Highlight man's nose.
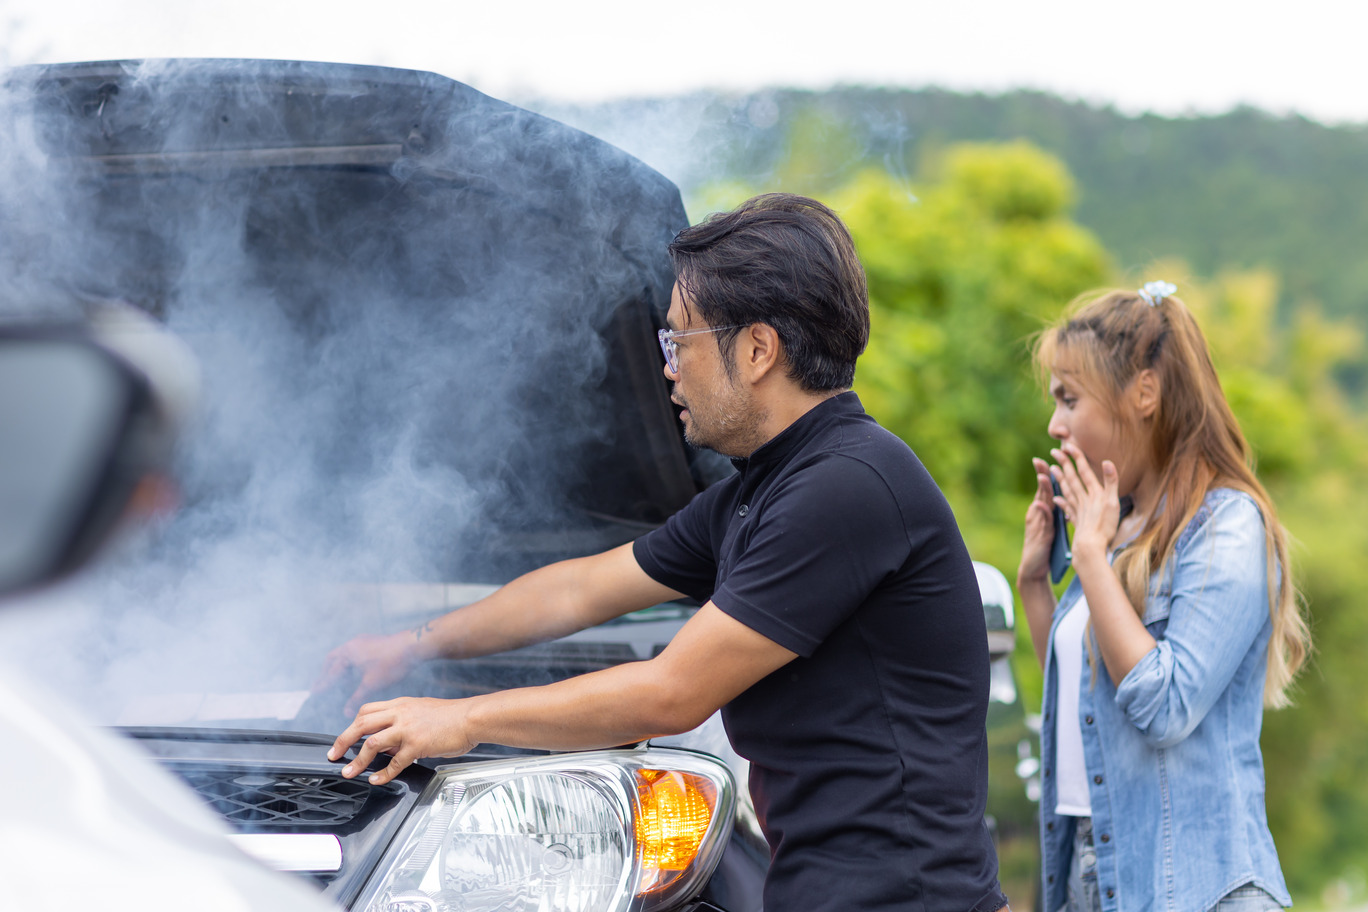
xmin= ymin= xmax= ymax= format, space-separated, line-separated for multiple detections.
xmin=662 ymin=360 xmax=679 ymax=381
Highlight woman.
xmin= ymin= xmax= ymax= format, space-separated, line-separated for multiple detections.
xmin=1018 ymin=282 xmax=1310 ymax=912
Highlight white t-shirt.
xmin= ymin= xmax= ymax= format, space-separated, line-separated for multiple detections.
xmin=1054 ymin=595 xmax=1093 ymax=817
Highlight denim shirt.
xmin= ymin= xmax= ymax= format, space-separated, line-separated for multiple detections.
xmin=1038 ymin=489 xmax=1292 ymax=912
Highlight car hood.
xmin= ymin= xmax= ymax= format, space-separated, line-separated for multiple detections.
xmin=0 ymin=58 xmax=713 ymax=580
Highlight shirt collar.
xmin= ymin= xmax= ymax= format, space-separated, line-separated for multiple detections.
xmin=729 ymin=390 xmax=864 ymax=473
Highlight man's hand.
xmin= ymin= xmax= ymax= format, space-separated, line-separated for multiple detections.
xmin=313 ymin=631 xmax=421 ymax=718
xmin=328 ymin=696 xmax=476 ymax=785
xmin=324 ymin=603 xmax=797 ymax=783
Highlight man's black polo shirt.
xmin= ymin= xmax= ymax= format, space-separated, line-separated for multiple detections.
xmin=634 ymin=392 xmax=1005 ymax=912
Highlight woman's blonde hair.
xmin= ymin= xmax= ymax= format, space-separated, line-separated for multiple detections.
xmin=1034 ymin=288 xmax=1310 ymax=707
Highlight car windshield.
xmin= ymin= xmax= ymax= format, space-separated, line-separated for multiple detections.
xmin=0 ymin=59 xmax=699 ymax=734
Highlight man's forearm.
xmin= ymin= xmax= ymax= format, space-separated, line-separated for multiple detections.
xmin=408 ymin=543 xmax=680 ymax=662
xmin=333 ymin=602 xmax=797 ymax=784
xmin=409 ymin=562 xmax=585 ymax=661
xmin=336 ymin=658 xmax=705 ymax=783
xmin=446 ymin=602 xmax=792 ymax=752
xmin=463 ymin=660 xmax=698 ymax=751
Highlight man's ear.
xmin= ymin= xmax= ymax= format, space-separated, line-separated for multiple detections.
xmin=1133 ymin=369 xmax=1160 ymax=419
xmin=740 ymin=323 xmax=782 ymax=381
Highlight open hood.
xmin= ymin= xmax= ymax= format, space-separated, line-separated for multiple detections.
xmin=0 ymin=59 xmax=712 ymax=582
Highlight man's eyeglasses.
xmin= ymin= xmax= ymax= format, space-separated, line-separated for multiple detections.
xmin=657 ymin=325 xmax=741 ymax=374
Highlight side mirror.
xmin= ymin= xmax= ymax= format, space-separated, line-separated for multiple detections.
xmin=974 ymin=561 xmax=1018 ymax=704
xmin=973 ymin=561 xmax=1015 ymax=662
xmin=0 ymin=325 xmax=170 ymax=596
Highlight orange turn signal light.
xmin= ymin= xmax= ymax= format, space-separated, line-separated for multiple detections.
xmin=633 ymin=768 xmax=718 ymax=894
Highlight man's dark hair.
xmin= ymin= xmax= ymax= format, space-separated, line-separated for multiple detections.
xmin=667 ymin=193 xmax=869 ymax=391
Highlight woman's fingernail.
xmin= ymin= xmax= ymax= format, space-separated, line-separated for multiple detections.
xmin=327 ymin=749 xmax=337 ymax=761
xmin=369 ymin=773 xmax=381 ymax=784
xmin=343 ymin=764 xmax=355 ymax=776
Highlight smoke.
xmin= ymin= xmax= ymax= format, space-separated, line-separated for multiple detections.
xmin=528 ymin=87 xmax=923 ymax=207
xmin=0 ymin=59 xmax=690 ymax=722
xmin=529 ymin=91 xmax=783 ymax=209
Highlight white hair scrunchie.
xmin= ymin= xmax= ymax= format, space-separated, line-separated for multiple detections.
xmin=1138 ymin=280 xmax=1177 ymax=306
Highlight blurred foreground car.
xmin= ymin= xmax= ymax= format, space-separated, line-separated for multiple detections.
xmin=0 ymin=60 xmax=1018 ymax=912
xmin=0 ymin=318 xmax=341 ymax=910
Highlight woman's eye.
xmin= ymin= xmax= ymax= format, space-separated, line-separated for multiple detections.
xmin=1062 ymin=398 xmax=1077 ymax=409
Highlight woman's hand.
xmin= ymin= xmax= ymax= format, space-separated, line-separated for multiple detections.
xmin=1050 ymin=442 xmax=1121 ymax=564
xmin=1050 ymin=441 xmax=1160 ymax=686
xmin=1019 ymin=456 xmax=1064 ymax=669
xmin=1018 ymin=456 xmax=1058 ymax=587
xmin=329 ymin=696 xmax=477 ymax=786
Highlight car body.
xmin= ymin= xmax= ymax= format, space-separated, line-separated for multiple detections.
xmin=0 ymin=59 xmax=1017 ymax=912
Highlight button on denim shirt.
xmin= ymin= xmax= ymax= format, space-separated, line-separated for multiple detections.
xmin=1039 ymin=489 xmax=1291 ymax=912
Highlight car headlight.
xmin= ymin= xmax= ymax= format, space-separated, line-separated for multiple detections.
xmin=353 ymin=748 xmax=736 ymax=912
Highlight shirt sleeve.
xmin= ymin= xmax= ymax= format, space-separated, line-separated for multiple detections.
xmin=709 ymin=455 xmax=911 ymax=657
xmin=633 ymin=478 xmax=730 ymax=603
xmin=1114 ymin=493 xmax=1274 ymax=748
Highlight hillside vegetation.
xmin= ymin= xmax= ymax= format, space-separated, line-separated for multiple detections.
xmin=542 ymin=87 xmax=1368 ymax=398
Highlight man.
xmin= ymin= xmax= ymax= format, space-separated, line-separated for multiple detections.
xmin=322 ymin=193 xmax=1008 ymax=912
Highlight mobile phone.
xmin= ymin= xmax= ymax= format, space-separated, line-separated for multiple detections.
xmin=1049 ymin=476 xmax=1072 ymax=584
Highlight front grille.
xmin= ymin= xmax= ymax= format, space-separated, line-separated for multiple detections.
xmin=175 ymin=769 xmax=372 ymax=827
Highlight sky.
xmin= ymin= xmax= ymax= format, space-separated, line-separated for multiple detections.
xmin=2 ymin=0 xmax=1366 ymax=125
